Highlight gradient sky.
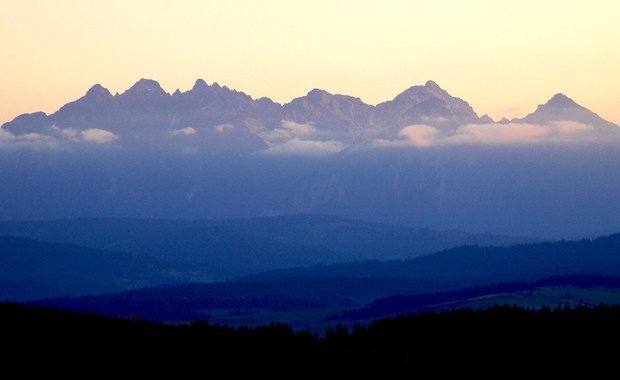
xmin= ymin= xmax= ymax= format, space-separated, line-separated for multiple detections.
xmin=2 ymin=0 xmax=619 ymax=126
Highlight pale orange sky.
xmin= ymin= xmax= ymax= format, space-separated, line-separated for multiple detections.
xmin=1 ymin=0 xmax=619 ymax=125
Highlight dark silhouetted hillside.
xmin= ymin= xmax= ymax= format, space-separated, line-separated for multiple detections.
xmin=3 ymin=302 xmax=619 ymax=376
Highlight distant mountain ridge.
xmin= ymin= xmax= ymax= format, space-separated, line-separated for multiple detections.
xmin=4 ymin=78 xmax=616 ymax=151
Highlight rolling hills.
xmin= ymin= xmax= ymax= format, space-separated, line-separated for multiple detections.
xmin=34 ymin=233 xmax=620 ymax=326
xmin=0 ymin=215 xmax=531 ymax=300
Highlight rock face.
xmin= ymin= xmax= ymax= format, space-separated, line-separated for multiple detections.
xmin=375 ymin=80 xmax=481 ymax=132
xmin=281 ymin=89 xmax=376 ymax=138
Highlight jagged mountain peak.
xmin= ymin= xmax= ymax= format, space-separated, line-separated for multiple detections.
xmin=296 ymin=88 xmax=367 ymax=104
xmin=85 ymin=84 xmax=113 ymax=99
xmin=306 ymin=88 xmax=332 ymax=99
xmin=308 ymin=88 xmax=329 ymax=94
xmin=287 ymin=88 xmax=375 ymax=109
xmin=191 ymin=78 xmax=209 ymax=91
xmin=184 ymin=79 xmax=218 ymax=98
xmin=183 ymin=79 xmax=252 ymax=100
xmin=545 ymin=93 xmax=578 ymax=108
xmin=376 ymin=81 xmax=481 ymax=128
xmin=479 ymin=114 xmax=495 ymax=124
xmin=51 ymin=83 xmax=117 ymax=120
xmin=285 ymin=89 xmax=332 ymax=107
xmin=423 ymin=80 xmax=443 ymax=93
xmin=513 ymin=93 xmax=618 ymax=129
xmin=281 ymin=88 xmax=374 ymax=135
xmin=122 ymin=78 xmax=168 ymax=97
xmin=395 ymin=80 xmax=451 ymax=101
xmin=1 ymin=111 xmax=49 ymax=134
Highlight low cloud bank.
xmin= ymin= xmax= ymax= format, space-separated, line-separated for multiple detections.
xmin=0 ymin=125 xmax=118 ymax=149
xmin=399 ymin=121 xmax=599 ymax=147
xmin=264 ymin=138 xmax=344 ymax=156
xmin=171 ymin=127 xmax=197 ymax=136
xmin=81 ymin=128 xmax=119 ymax=144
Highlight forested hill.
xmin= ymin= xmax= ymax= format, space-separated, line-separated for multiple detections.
xmin=246 ymin=232 xmax=620 ymax=283
xmin=0 ymin=236 xmax=186 ymax=300
xmin=2 ymin=302 xmax=618 ymax=376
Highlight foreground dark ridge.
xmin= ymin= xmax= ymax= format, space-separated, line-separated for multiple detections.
xmin=2 ymin=302 xmax=619 ymax=375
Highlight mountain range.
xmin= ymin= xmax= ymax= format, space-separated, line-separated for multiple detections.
xmin=3 ymin=79 xmax=618 ymax=152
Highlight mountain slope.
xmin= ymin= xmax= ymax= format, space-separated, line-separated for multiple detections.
xmin=0 ymin=145 xmax=618 ymax=237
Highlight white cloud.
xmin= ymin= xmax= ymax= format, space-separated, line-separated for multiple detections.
xmin=0 ymin=128 xmax=15 ymax=142
xmin=81 ymin=128 xmax=118 ymax=144
xmin=367 ymin=138 xmax=412 ymax=149
xmin=171 ymin=127 xmax=197 ymax=136
xmin=22 ymin=132 xmax=52 ymax=141
xmin=0 ymin=128 xmax=60 ymax=149
xmin=280 ymin=120 xmax=317 ymax=136
xmin=547 ymin=120 xmax=593 ymax=134
xmin=447 ymin=123 xmax=549 ymax=145
xmin=51 ymin=124 xmax=80 ymax=141
xmin=420 ymin=116 xmax=449 ymax=123
xmin=2 ymin=125 xmax=118 ymax=148
xmin=398 ymin=125 xmax=441 ymax=147
xmin=264 ymin=138 xmax=344 ymax=155
xmin=266 ymin=128 xmax=292 ymax=141
xmin=60 ymin=128 xmax=80 ymax=140
xmin=264 ymin=121 xmax=319 ymax=143
xmin=397 ymin=120 xmax=602 ymax=147
xmin=213 ymin=124 xmax=234 ymax=133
